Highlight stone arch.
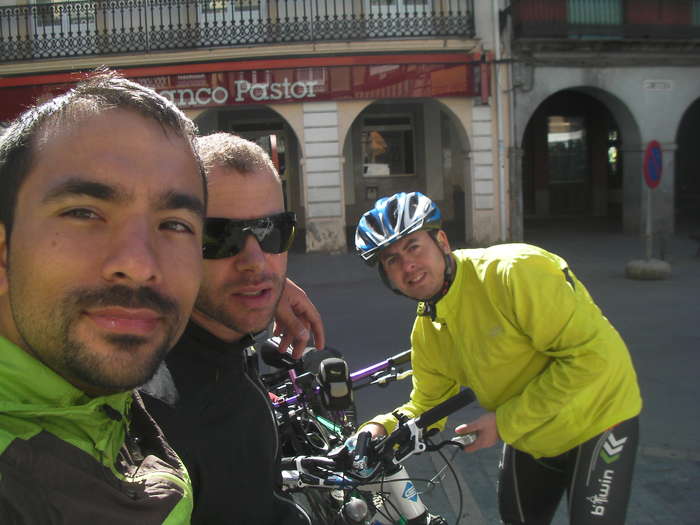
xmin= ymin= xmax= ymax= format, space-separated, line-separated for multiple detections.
xmin=675 ymin=97 xmax=700 ymax=232
xmin=192 ymin=105 xmax=307 ymax=248
xmin=519 ymin=87 xmax=642 ymax=233
xmin=340 ymin=97 xmax=474 ymax=247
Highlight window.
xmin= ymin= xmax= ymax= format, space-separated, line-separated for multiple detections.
xmin=68 ymin=3 xmax=96 ymax=25
xmin=361 ymin=116 xmax=415 ymax=177
xmin=370 ymin=0 xmax=428 ymax=7
xmin=36 ymin=2 xmax=61 ymax=27
xmin=547 ymin=116 xmax=587 ymax=183
xmin=236 ymin=0 xmax=260 ymax=11
xmin=205 ymin=0 xmax=227 ymax=13
xmin=567 ymin=0 xmax=621 ymax=25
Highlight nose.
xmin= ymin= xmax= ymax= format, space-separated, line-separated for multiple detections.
xmin=233 ymin=234 xmax=266 ymax=273
xmin=401 ymin=254 xmax=418 ymax=274
xmin=101 ymin=219 xmax=161 ymax=285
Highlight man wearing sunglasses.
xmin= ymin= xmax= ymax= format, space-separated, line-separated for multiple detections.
xmin=142 ymin=133 xmax=317 ymax=525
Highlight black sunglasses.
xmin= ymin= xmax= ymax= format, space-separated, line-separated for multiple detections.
xmin=202 ymin=212 xmax=296 ymax=260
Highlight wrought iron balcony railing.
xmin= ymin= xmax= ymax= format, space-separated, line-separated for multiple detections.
xmin=0 ymin=0 xmax=475 ymax=62
xmin=512 ymin=0 xmax=700 ymax=41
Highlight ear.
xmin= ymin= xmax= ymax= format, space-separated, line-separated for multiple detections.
xmin=0 ymin=224 xmax=8 ymax=295
xmin=435 ymin=229 xmax=451 ymax=254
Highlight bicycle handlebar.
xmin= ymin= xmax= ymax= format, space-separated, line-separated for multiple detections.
xmin=282 ymin=388 xmax=476 ymax=487
xmin=349 ymin=349 xmax=411 ymax=383
xmin=270 ymin=345 xmax=413 ymax=408
xmin=416 ymin=388 xmax=475 ymax=429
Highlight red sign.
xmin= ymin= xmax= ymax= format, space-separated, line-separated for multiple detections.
xmin=643 ymin=140 xmax=663 ymax=189
xmin=139 ymin=63 xmax=477 ymax=109
xmin=0 ymin=61 xmax=480 ymax=122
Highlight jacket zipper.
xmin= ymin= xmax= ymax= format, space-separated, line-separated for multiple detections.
xmin=242 ymin=345 xmax=312 ymax=525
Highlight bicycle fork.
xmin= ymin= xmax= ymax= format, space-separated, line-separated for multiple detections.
xmin=348 ymin=465 xmax=429 ymax=525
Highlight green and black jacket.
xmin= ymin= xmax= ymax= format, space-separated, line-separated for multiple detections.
xmin=0 ymin=336 xmax=193 ymax=523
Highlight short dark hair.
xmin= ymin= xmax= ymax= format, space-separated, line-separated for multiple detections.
xmin=196 ymin=132 xmax=278 ymax=180
xmin=0 ymin=68 xmax=206 ymax=237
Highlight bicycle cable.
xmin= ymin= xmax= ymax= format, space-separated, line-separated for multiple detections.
xmin=426 ymin=435 xmax=464 ymax=525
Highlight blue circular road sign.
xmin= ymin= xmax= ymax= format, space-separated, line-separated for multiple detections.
xmin=643 ymin=141 xmax=662 ymax=189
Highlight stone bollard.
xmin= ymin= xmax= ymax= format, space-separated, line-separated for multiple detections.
xmin=625 ymin=259 xmax=672 ymax=280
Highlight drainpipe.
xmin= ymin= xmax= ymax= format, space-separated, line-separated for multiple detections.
xmin=493 ymin=0 xmax=507 ymax=241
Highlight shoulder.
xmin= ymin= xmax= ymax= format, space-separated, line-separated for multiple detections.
xmin=455 ymin=244 xmax=567 ymax=282
xmin=139 ymin=363 xmax=179 ymax=406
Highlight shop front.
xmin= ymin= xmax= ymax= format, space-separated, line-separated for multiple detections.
xmin=0 ymin=52 xmax=497 ymax=251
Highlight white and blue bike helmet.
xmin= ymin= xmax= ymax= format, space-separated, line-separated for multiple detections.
xmin=355 ymin=191 xmax=442 ymax=265
xmin=355 ymin=192 xmax=453 ymax=311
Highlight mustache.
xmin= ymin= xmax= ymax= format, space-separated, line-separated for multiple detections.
xmin=227 ymin=273 xmax=279 ymax=288
xmin=70 ymin=285 xmax=178 ymax=316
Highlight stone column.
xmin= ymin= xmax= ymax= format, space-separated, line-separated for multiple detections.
xmin=302 ymin=101 xmax=347 ymax=253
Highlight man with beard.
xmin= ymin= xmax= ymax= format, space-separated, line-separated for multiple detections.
xmin=141 ymin=133 xmax=318 ymax=525
xmin=0 ymin=71 xmax=206 ymax=522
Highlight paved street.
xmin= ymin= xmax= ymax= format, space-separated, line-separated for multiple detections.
xmin=288 ymin=222 xmax=700 ymax=524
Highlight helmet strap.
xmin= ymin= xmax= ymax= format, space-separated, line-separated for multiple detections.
xmin=417 ymin=231 xmax=455 ymax=320
xmin=378 ymin=229 xmax=455 ymax=319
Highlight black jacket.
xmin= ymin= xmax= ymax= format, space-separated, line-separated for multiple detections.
xmin=141 ymin=321 xmax=309 ymax=525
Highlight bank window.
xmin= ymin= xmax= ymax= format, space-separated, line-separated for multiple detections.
xmin=370 ymin=0 xmax=427 ymax=5
xmin=205 ymin=0 xmax=259 ymax=12
xmin=370 ymin=0 xmax=428 ymax=6
xmin=362 ymin=116 xmax=415 ymax=177
xmin=36 ymin=1 xmax=61 ymax=27
xmin=205 ymin=0 xmax=226 ymax=12
xmin=236 ymin=0 xmax=260 ymax=11
xmin=68 ymin=2 xmax=96 ymax=25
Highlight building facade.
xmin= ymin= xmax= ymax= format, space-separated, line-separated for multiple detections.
xmin=507 ymin=0 xmax=700 ymax=240
xmin=1 ymin=0 xmax=514 ymax=252
xmin=6 ymin=1 xmax=694 ymax=251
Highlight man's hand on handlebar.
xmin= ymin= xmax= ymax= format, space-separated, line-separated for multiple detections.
xmin=359 ymin=422 xmax=387 ymax=438
xmin=454 ymin=411 xmax=500 ymax=453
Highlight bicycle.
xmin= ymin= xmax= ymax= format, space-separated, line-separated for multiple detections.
xmin=280 ymin=389 xmax=477 ymax=525
xmin=260 ymin=338 xmax=414 ymax=457
xmin=258 ymin=338 xmax=476 ymax=524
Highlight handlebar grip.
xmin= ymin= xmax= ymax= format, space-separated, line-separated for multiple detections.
xmin=354 ymin=431 xmax=370 ymax=460
xmin=415 ymin=389 xmax=475 ymax=429
xmin=280 ymin=456 xmax=336 ymax=471
xmin=387 ymin=349 xmax=412 ymax=367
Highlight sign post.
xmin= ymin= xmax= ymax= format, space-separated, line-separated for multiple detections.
xmin=643 ymin=140 xmax=662 ymax=260
xmin=625 ymin=140 xmax=671 ymax=280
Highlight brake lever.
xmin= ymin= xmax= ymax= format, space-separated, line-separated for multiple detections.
xmin=369 ymin=368 xmax=413 ymax=387
xmin=425 ymin=432 xmax=478 ymax=452
xmin=381 ymin=418 xmax=426 ymax=466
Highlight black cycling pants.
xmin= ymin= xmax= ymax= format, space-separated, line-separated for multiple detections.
xmin=498 ymin=416 xmax=639 ymax=525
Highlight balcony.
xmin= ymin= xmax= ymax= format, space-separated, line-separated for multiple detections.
xmin=512 ymin=0 xmax=700 ymax=41
xmin=0 ymin=0 xmax=475 ymax=62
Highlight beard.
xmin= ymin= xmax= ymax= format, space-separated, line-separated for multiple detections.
xmin=194 ymin=272 xmax=285 ymax=336
xmin=10 ymin=284 xmax=182 ymax=394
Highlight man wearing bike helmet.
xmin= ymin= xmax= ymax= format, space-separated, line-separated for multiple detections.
xmin=356 ymin=191 xmax=642 ymax=525
xmin=141 ymin=133 xmax=320 ymax=525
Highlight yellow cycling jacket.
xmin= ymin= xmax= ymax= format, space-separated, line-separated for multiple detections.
xmin=369 ymin=244 xmax=642 ymax=458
